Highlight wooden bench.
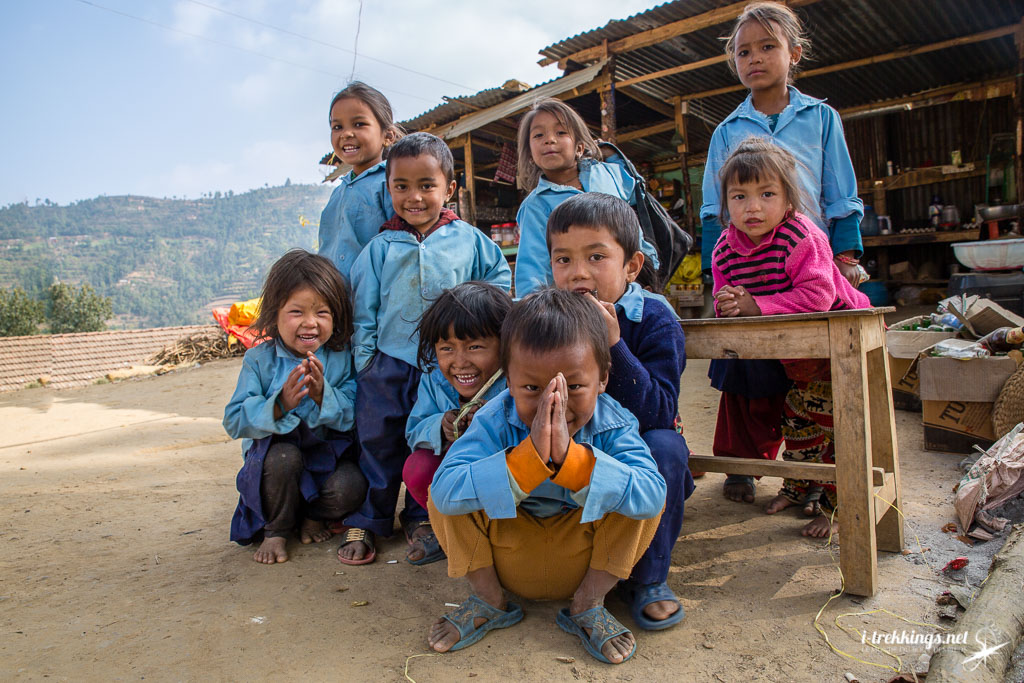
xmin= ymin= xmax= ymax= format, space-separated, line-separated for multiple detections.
xmin=681 ymin=308 xmax=903 ymax=597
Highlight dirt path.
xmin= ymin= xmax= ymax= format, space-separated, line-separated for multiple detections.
xmin=0 ymin=358 xmax=1013 ymax=681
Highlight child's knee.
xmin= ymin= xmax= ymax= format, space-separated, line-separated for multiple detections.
xmin=262 ymin=443 xmax=303 ymax=479
xmin=320 ymin=461 xmax=368 ymax=513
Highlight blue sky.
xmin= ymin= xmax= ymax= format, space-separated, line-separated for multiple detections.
xmin=0 ymin=0 xmax=660 ymax=207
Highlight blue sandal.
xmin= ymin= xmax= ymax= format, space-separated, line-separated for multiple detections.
xmin=556 ymin=606 xmax=636 ymax=664
xmin=403 ymin=520 xmax=446 ymax=566
xmin=619 ymin=580 xmax=685 ymax=631
xmin=442 ymin=596 xmax=523 ymax=651
xmin=724 ymin=474 xmax=756 ymax=502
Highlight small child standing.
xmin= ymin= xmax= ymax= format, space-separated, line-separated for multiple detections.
xmin=427 ymin=289 xmax=666 ymax=664
xmin=699 ymin=1 xmax=865 ymax=505
xmin=401 ymin=281 xmax=512 ymax=565
xmin=319 ymin=82 xmax=404 ymax=283
xmin=548 ymin=192 xmax=693 ymax=631
xmin=340 ymin=133 xmax=512 ymax=565
xmin=224 ymin=249 xmax=367 ymax=564
xmin=514 ymin=98 xmax=660 ymax=296
xmin=711 ymin=138 xmax=869 ymax=537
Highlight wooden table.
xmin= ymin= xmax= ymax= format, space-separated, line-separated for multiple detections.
xmin=681 ymin=308 xmax=903 ymax=597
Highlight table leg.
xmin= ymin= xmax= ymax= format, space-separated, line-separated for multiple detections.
xmin=829 ymin=317 xmax=878 ymax=597
xmin=867 ymin=340 xmax=905 ymax=552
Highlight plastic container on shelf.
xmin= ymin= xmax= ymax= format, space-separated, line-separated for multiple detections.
xmin=860 ymin=205 xmax=879 ymax=236
xmin=951 ymin=238 xmax=1024 ymax=270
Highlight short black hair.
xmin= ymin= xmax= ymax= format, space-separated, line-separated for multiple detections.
xmin=386 ymin=132 xmax=455 ymax=184
xmin=416 ymin=282 xmax=513 ymax=371
xmin=252 ymin=249 xmax=353 ymax=351
xmin=545 ymin=192 xmax=641 ymax=259
xmin=500 ymin=287 xmax=610 ymax=378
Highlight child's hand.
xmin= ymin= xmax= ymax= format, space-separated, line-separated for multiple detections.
xmin=716 ymin=285 xmax=761 ymax=317
xmin=548 ymin=373 xmax=571 ymax=468
xmin=587 ymin=293 xmax=620 ymax=347
xmin=278 ymin=364 xmax=309 ymax=415
xmin=528 ymin=377 xmax=557 ymax=465
xmin=305 ymin=353 xmax=325 ymax=406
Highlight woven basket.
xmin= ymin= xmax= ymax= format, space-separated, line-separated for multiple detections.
xmin=993 ymin=361 xmax=1024 ymax=438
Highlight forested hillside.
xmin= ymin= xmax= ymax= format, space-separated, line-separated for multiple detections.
xmin=0 ymin=184 xmax=334 ymax=328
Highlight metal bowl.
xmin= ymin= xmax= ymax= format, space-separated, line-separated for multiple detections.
xmin=952 ymin=238 xmax=1024 ymax=270
xmin=975 ymin=204 xmax=1020 ymax=221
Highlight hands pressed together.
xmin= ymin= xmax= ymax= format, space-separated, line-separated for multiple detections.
xmin=275 ymin=353 xmax=325 ymax=418
xmin=529 ymin=372 xmax=572 ymax=469
xmin=714 ymin=285 xmax=762 ymax=317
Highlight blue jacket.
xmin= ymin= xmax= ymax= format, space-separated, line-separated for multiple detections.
xmin=515 ymin=156 xmax=661 ymax=296
xmin=318 ymin=161 xmax=394 ymax=283
xmin=350 ymin=220 xmax=512 ymax=371
xmin=222 ymin=340 xmax=357 ymax=455
xmin=405 ymin=367 xmax=508 ymax=454
xmin=606 ymin=283 xmax=685 ymax=434
xmin=700 ymin=86 xmax=864 ymax=270
xmin=431 ymin=390 xmax=666 ymax=523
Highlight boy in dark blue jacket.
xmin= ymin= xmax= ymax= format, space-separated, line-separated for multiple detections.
xmin=549 ymin=192 xmax=694 ymax=631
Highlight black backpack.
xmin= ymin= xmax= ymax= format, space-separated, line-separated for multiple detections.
xmin=598 ymin=141 xmax=693 ymax=290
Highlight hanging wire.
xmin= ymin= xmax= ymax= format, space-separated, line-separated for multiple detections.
xmin=349 ymin=0 xmax=362 ymax=82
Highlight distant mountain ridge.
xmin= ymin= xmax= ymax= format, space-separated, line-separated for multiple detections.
xmin=0 ymin=184 xmax=334 ymax=329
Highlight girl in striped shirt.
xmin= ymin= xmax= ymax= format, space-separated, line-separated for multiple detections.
xmin=711 ymin=137 xmax=869 ymax=538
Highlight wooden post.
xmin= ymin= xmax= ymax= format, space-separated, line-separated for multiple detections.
xmin=1013 ymin=21 xmax=1023 ymax=208
xmin=599 ymin=53 xmax=617 ymax=143
xmin=463 ymin=137 xmax=476 ymax=225
xmin=674 ymin=97 xmax=696 ymax=233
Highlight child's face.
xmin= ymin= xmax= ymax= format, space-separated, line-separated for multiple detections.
xmin=726 ymin=173 xmax=792 ymax=245
xmin=528 ymin=111 xmax=584 ymax=179
xmin=733 ymin=20 xmax=802 ymax=94
xmin=276 ymin=286 xmax=333 ymax=356
xmin=331 ymin=97 xmax=390 ymax=176
xmin=435 ymin=327 xmax=501 ymax=400
xmin=387 ymin=154 xmax=457 ymax=234
xmin=506 ymin=340 xmax=607 ymax=438
xmin=550 ymin=225 xmax=643 ymax=304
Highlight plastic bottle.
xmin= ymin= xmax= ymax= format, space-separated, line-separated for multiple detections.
xmin=928 ymin=195 xmax=942 ymax=229
xmin=978 ymin=326 xmax=1024 ymax=353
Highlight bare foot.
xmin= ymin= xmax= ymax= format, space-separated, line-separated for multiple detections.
xmin=428 ymin=598 xmax=505 ymax=653
xmin=723 ymin=477 xmax=755 ymax=503
xmin=764 ymin=494 xmax=795 ymax=515
xmin=253 ymin=536 xmax=288 ymax=564
xmin=568 ymin=602 xmax=635 ymax=664
xmin=802 ymin=515 xmax=838 ymax=538
xmin=643 ymin=599 xmax=679 ymax=622
xmin=338 ymin=540 xmax=371 ymax=563
xmin=406 ymin=523 xmax=432 ymax=563
xmin=300 ymin=518 xmax=332 ymax=544
xmin=429 ymin=566 xmax=506 ymax=653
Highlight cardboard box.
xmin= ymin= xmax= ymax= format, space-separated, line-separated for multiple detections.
xmin=918 ymin=355 xmax=1018 ymax=452
xmin=885 ymin=317 xmax=957 ymax=411
xmin=938 ymin=295 xmax=1024 ymax=337
xmin=668 ymin=283 xmax=704 ymax=311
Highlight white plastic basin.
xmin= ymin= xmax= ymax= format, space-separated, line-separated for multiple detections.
xmin=952 ymin=238 xmax=1024 ymax=270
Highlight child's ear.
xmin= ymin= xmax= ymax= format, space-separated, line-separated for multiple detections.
xmin=598 ymin=370 xmax=608 ymax=394
xmin=790 ymin=43 xmax=803 ymax=66
xmin=575 ymin=142 xmax=585 ymax=160
xmin=445 ymin=180 xmax=457 ymax=202
xmin=624 ymin=251 xmax=644 ymax=283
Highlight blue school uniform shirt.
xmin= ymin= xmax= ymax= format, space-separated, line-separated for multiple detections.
xmin=431 ymin=390 xmax=666 ymax=523
xmin=318 ymin=161 xmax=393 ymax=283
xmin=222 ymin=340 xmax=357 ymax=455
xmin=405 ymin=367 xmax=508 ymax=454
xmin=699 ymin=86 xmax=864 ymax=271
xmin=350 ymin=220 xmax=512 ymax=372
xmin=515 ymin=156 xmax=661 ymax=296
xmin=605 ymin=283 xmax=685 ymax=434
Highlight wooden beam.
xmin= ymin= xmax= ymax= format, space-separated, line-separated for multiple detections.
xmin=675 ymin=98 xmax=696 ymax=232
xmin=539 ymin=0 xmax=820 ymax=67
xmin=616 ymin=120 xmax=675 ymax=143
xmin=618 ymin=85 xmax=674 ymax=118
xmin=682 ymin=24 xmax=1018 ymax=102
xmin=463 ymin=138 xmax=476 ymax=225
xmin=599 ymin=57 xmax=617 ymax=142
xmin=838 ymin=77 xmax=1015 ymax=119
xmin=617 ymin=54 xmax=729 ymax=88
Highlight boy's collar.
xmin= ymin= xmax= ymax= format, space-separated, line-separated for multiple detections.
xmin=380 ymin=207 xmax=459 ymax=241
xmin=614 ymin=282 xmax=646 ymax=323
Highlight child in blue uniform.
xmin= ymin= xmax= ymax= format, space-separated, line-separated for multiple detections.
xmin=699 ymin=1 xmax=864 ymax=504
xmin=401 ymin=282 xmax=512 ymax=565
xmin=548 ymin=192 xmax=693 ymax=631
xmin=427 ymin=289 xmax=666 ymax=664
xmin=340 ymin=133 xmax=512 ymax=565
xmin=514 ymin=97 xmax=659 ymax=296
xmin=224 ymin=249 xmax=366 ymax=565
xmin=319 ymin=82 xmax=404 ymax=283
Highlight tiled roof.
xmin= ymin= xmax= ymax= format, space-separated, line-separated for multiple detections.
xmin=0 ymin=325 xmax=219 ymax=392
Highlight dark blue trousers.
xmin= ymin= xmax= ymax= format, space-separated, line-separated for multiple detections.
xmin=345 ymin=352 xmax=423 ymax=537
xmin=630 ymin=429 xmax=695 ymax=585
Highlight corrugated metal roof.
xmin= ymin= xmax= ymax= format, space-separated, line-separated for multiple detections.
xmin=401 ymin=83 xmax=528 ymax=132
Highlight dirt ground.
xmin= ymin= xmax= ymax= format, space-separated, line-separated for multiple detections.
xmin=1 ymin=355 xmax=1020 ymax=682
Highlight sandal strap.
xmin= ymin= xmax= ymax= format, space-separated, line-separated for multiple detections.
xmin=444 ymin=596 xmax=508 ymax=634
xmin=341 ymin=527 xmax=374 ymax=549
xmin=630 ymin=581 xmax=678 ymax=608
xmin=570 ymin=606 xmax=630 ymax=650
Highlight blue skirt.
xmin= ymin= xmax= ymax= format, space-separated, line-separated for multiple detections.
xmin=708 ymin=359 xmax=792 ymax=398
xmin=230 ymin=424 xmax=356 ymax=545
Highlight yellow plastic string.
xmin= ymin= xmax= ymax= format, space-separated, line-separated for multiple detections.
xmin=403 ymin=653 xmax=440 ymax=682
xmin=811 ymin=494 xmax=952 ymax=680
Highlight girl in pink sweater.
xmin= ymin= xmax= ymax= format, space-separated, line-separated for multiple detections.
xmin=711 ymin=137 xmax=869 ymax=538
